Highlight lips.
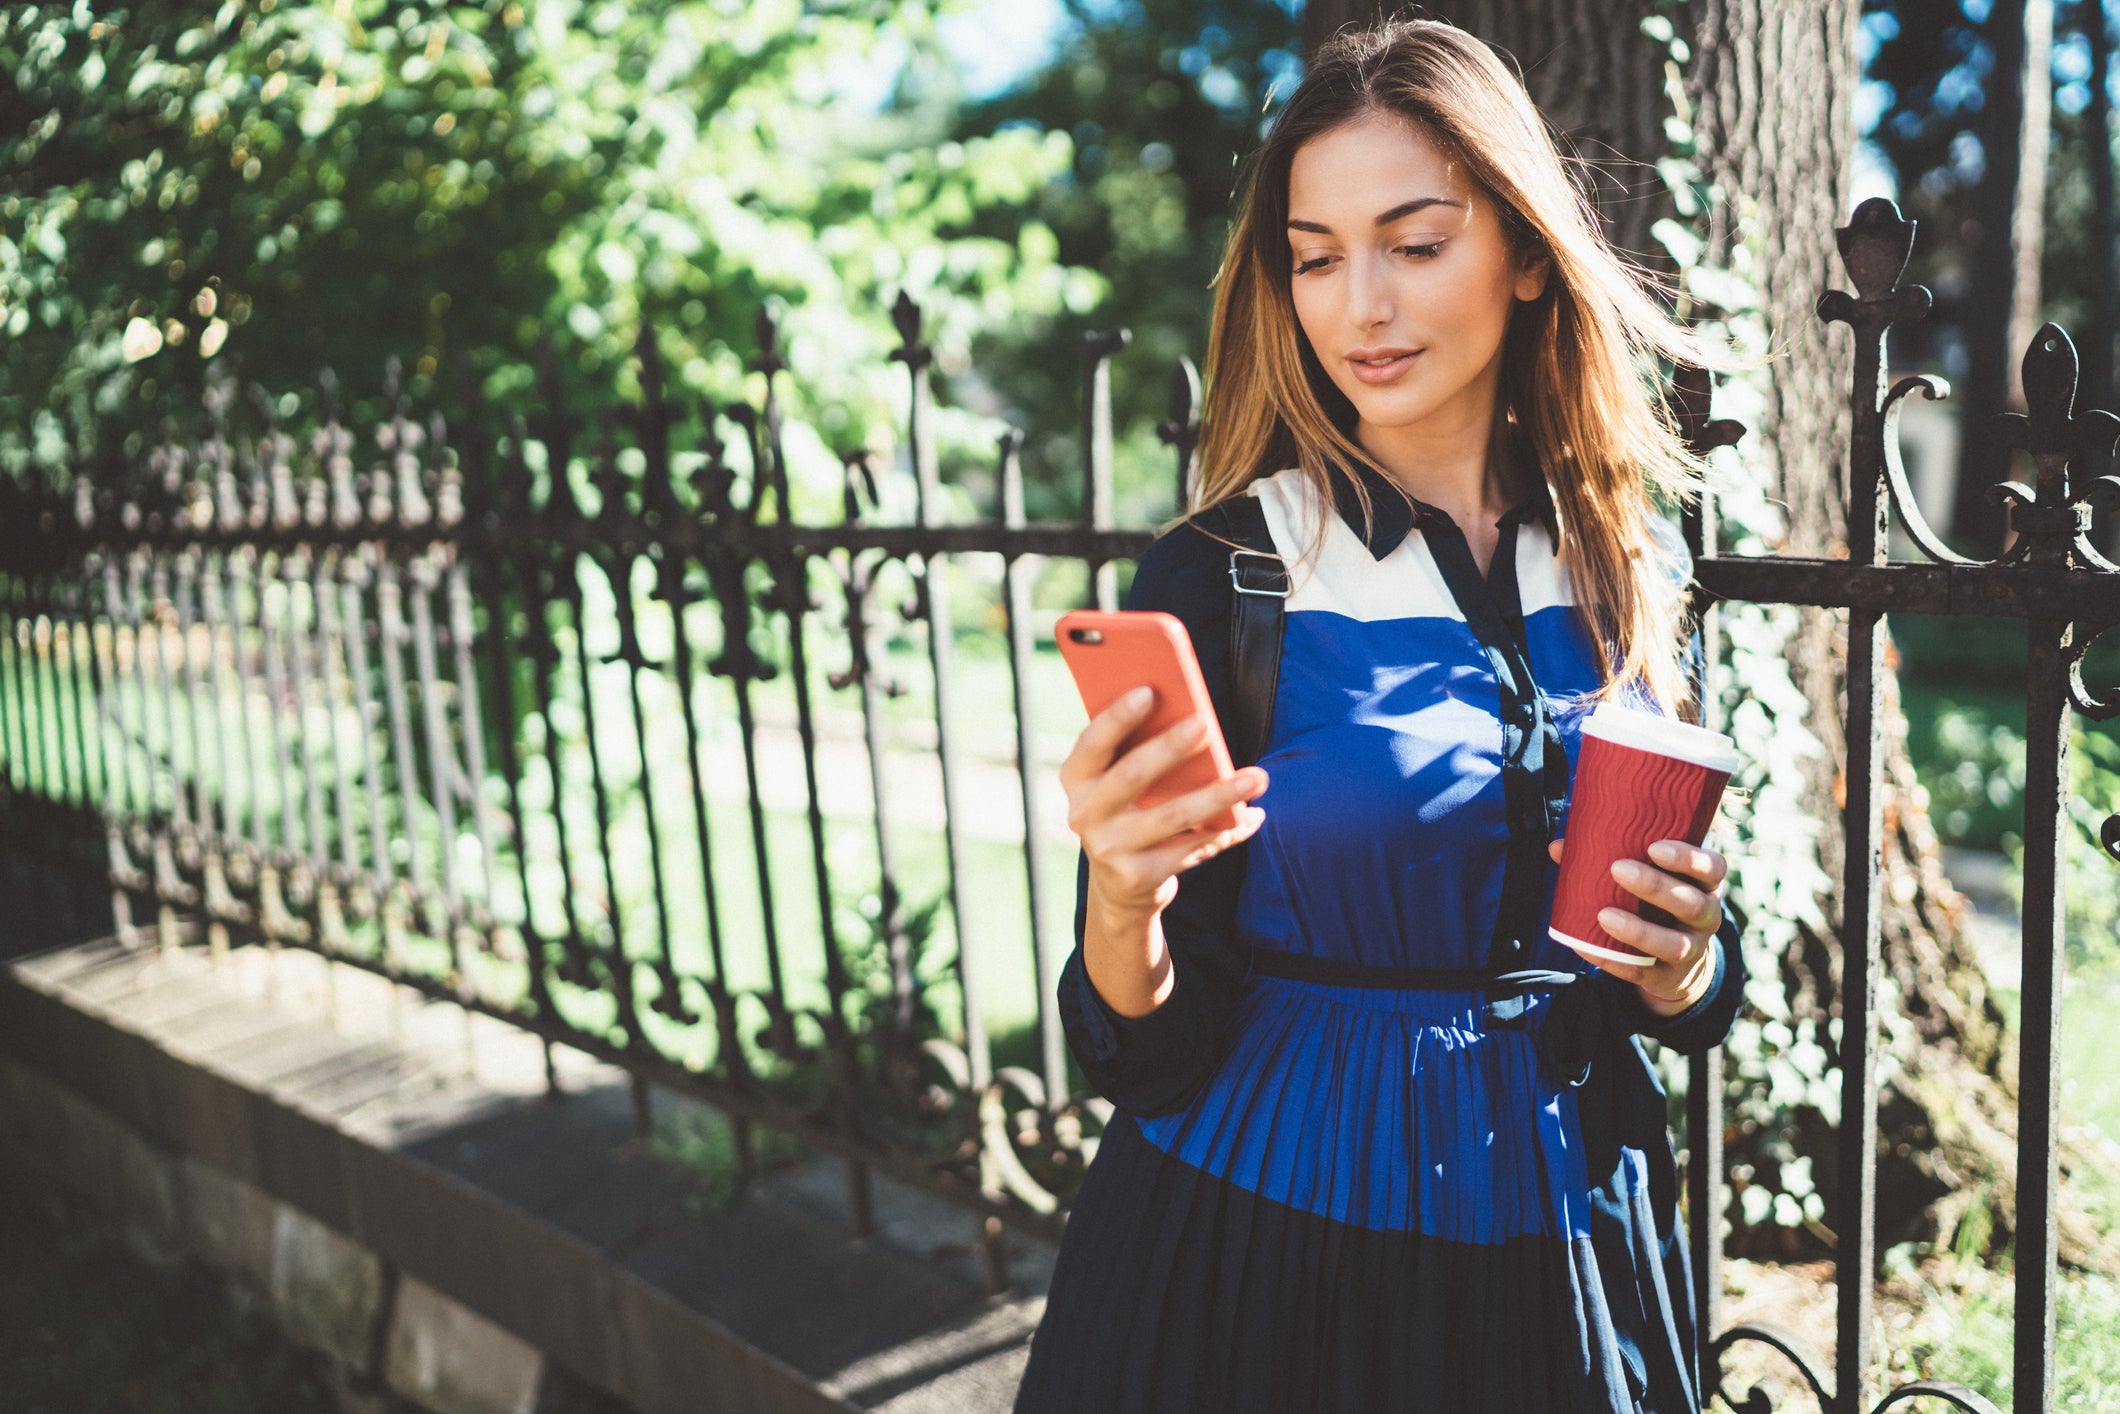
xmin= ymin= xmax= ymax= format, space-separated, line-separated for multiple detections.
xmin=1345 ymin=347 xmax=1421 ymax=384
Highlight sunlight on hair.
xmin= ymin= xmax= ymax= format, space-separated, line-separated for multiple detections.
xmin=1194 ymin=17 xmax=1728 ymax=716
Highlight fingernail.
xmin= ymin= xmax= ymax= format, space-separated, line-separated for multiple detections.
xmin=1178 ymin=716 xmax=1206 ymax=741
xmin=1123 ymin=685 xmax=1151 ymax=707
xmin=1598 ymin=907 xmax=1625 ymax=930
xmin=1610 ymin=859 xmax=1640 ymax=884
xmin=1648 ymin=840 xmax=1677 ymax=864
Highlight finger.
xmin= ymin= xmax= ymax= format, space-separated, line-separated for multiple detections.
xmin=1594 ymin=907 xmax=1694 ymax=966
xmin=1105 ymin=768 xmax=1267 ymax=854
xmin=1059 ymin=685 xmax=1156 ymax=787
xmin=1610 ymin=858 xmax=1721 ymax=932
xmin=1591 ymin=949 xmax=1709 ymax=1000
xmin=1579 ymin=950 xmax=1655 ymax=987
xmin=1645 ymin=839 xmax=1728 ymax=891
xmin=1082 ymin=714 xmax=1213 ymax=818
xmin=1164 ymin=804 xmax=1267 ymax=875
xmin=1118 ymin=812 xmax=1249 ymax=887
xmin=1547 ymin=837 xmax=1565 ymax=865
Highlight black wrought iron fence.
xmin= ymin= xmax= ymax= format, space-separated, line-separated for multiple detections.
xmin=0 ymin=293 xmax=1187 ymax=1288
xmin=2 ymin=197 xmax=2117 ymax=1413
xmin=1679 ymin=199 xmax=2120 ymax=1414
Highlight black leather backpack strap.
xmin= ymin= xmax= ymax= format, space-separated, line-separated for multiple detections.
xmin=1219 ymin=494 xmax=1289 ymax=768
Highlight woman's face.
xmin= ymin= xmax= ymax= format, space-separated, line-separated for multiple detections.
xmin=1285 ymin=109 xmax=1547 ymax=449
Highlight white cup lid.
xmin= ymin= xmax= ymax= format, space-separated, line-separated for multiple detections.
xmin=1581 ymin=702 xmax=1740 ymax=773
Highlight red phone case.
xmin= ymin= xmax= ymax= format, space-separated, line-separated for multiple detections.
xmin=1055 ymin=609 xmax=1240 ymax=833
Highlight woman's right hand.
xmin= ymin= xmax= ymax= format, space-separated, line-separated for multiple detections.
xmin=1060 ymin=685 xmax=1269 ymax=922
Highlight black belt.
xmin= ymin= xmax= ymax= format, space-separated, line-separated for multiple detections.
xmin=1248 ymin=947 xmax=1580 ymax=996
xmin=1246 ymin=947 xmax=1614 ymax=1088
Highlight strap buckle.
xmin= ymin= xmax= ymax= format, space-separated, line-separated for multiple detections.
xmin=1229 ymin=549 xmax=1290 ymax=598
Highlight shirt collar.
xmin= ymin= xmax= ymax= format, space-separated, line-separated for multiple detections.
xmin=1328 ymin=459 xmax=1559 ymax=560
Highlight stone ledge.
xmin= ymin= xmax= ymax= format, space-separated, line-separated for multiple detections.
xmin=0 ymin=938 xmax=1046 ymax=1414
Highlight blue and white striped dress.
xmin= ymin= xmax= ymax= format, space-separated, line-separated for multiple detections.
xmin=1016 ymin=463 xmax=1744 ymax=1414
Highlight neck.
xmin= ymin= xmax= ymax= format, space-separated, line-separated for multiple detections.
xmin=1354 ymin=370 xmax=1516 ymax=528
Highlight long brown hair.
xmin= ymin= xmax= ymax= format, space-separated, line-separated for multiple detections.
xmin=1194 ymin=17 xmax=1711 ymax=712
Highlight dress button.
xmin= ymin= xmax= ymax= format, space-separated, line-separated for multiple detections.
xmin=1505 ymin=937 xmax=1524 ymax=955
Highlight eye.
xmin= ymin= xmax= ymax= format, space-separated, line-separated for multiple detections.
xmin=1397 ymin=241 xmax=1444 ymax=260
xmin=1292 ymin=255 xmax=1333 ymax=277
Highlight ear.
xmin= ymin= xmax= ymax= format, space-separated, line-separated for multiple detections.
xmin=1514 ymin=249 xmax=1552 ymax=302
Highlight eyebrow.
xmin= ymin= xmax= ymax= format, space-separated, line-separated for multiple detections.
xmin=1286 ymin=196 xmax=1462 ymax=234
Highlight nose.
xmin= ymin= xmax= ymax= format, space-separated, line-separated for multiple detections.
xmin=1344 ymin=251 xmax=1394 ymax=331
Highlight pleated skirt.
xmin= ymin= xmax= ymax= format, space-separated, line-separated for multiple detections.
xmin=1015 ymin=977 xmax=1688 ymax=1414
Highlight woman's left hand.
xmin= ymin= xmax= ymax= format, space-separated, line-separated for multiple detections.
xmin=1545 ymin=837 xmax=1727 ymax=1018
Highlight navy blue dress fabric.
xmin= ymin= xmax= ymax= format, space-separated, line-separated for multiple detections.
xmin=1014 ymin=465 xmax=1746 ymax=1414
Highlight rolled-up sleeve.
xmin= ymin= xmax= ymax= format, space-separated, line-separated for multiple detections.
xmin=1055 ymin=510 xmax=1253 ymax=1117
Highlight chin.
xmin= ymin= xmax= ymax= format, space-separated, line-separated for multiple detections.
xmin=1341 ymin=389 xmax=1442 ymax=430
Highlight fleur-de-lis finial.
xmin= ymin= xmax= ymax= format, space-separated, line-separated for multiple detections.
xmin=890 ymin=291 xmax=931 ymax=370
xmin=635 ymin=323 xmax=665 ymax=409
xmin=1835 ymin=197 xmax=1918 ymax=300
xmin=1987 ymin=324 xmax=2120 ymax=568
xmin=1818 ymin=197 xmax=1943 ymax=568
xmin=590 ymin=418 xmax=631 ymax=520
xmin=690 ymin=400 xmax=733 ymax=516
xmin=753 ymin=306 xmax=784 ymax=376
xmin=1816 ymin=198 xmax=1932 ymax=334
xmin=630 ymin=325 xmax=680 ymax=517
xmin=842 ymin=449 xmax=878 ymax=524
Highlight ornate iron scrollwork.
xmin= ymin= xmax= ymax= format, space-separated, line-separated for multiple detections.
xmin=2067 ymin=619 xmax=2120 ymax=721
xmin=1870 ymin=1381 xmax=2005 ymax=1414
xmin=1879 ymin=374 xmax=1959 ymax=564
xmin=1706 ymin=1328 xmax=1998 ymax=1414
xmin=1710 ymin=1322 xmax=1834 ymax=1413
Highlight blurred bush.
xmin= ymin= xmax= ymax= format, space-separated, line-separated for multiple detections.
xmin=949 ymin=0 xmax=1301 ymax=523
xmin=0 ymin=0 xmax=1090 ymax=500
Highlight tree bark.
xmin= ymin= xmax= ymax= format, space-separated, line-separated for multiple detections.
xmin=2087 ymin=0 xmax=2117 ymax=552
xmin=1300 ymin=0 xmax=2063 ymax=1263
xmin=1303 ymin=0 xmax=1674 ymax=260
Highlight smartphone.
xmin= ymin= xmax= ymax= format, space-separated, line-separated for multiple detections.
xmin=1056 ymin=609 xmax=1240 ymax=833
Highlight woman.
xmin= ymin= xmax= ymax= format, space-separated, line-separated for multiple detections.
xmin=1015 ymin=18 xmax=1745 ymax=1414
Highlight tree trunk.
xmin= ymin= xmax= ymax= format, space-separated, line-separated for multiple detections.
xmin=2087 ymin=0 xmax=2118 ymax=552
xmin=1952 ymin=0 xmax=2055 ymax=555
xmin=1303 ymin=0 xmax=1673 ymax=260
xmin=2012 ymin=0 xmax=2054 ymax=375
xmin=1299 ymin=0 xmax=2067 ymax=1263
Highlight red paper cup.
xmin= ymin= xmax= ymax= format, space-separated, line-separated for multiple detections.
xmin=1549 ymin=704 xmax=1739 ymax=966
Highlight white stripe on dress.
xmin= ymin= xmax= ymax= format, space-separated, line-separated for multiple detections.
xmin=1248 ymin=467 xmax=1577 ymax=623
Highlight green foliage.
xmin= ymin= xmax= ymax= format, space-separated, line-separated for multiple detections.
xmin=1644 ymin=3 xmax=1851 ymax=1253
xmin=0 ymin=0 xmax=1081 ymax=497
xmin=2010 ymin=726 xmax=2120 ymax=968
xmin=839 ymin=888 xmax=950 ymax=1040
xmin=1882 ymin=1262 xmax=2120 ymax=1409
xmin=1887 ymin=614 xmax=2120 ymax=968
xmin=1919 ymin=699 xmax=2032 ymax=849
xmin=1660 ymin=0 xmax=2120 ymax=1255
xmin=652 ymin=1096 xmax=809 ymax=1214
xmin=950 ymin=0 xmax=1301 ymax=523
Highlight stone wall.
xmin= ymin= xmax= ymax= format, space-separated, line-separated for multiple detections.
xmin=0 ymin=938 xmax=1044 ymax=1414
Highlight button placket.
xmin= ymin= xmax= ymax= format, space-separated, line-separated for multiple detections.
xmin=1410 ymin=506 xmax=1568 ymax=977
